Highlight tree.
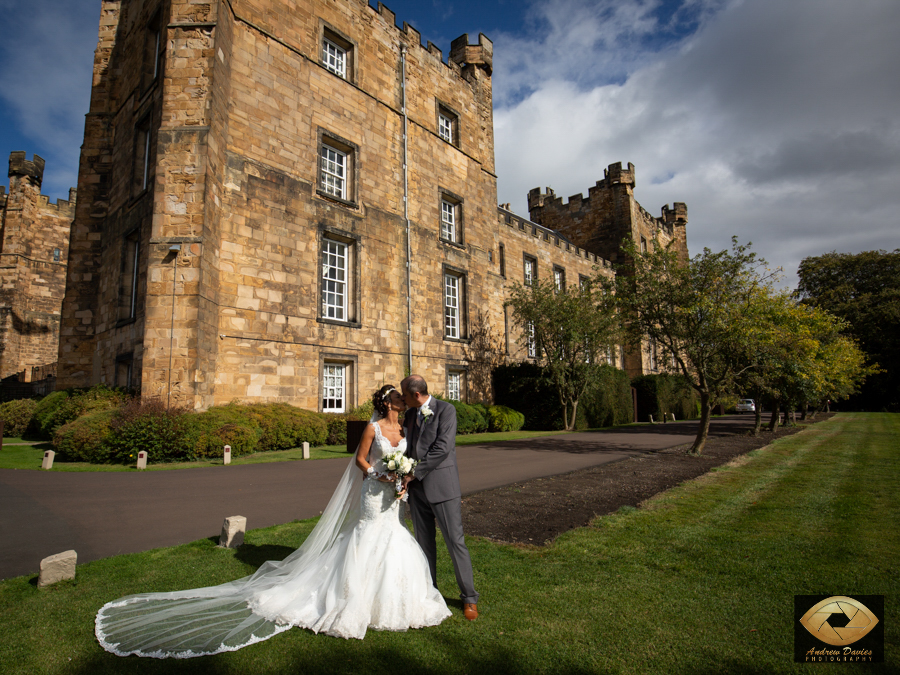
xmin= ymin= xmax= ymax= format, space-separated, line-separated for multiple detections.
xmin=609 ymin=237 xmax=776 ymax=454
xmin=797 ymin=249 xmax=900 ymax=411
xmin=505 ymin=278 xmax=620 ymax=430
xmin=463 ymin=309 xmax=506 ymax=403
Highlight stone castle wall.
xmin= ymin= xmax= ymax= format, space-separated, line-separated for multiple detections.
xmin=0 ymin=152 xmax=74 ymax=381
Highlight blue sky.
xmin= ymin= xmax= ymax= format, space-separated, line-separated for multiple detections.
xmin=2 ymin=0 xmax=899 ymax=286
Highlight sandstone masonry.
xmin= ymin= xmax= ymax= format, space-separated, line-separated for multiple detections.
xmin=0 ymin=152 xmax=75 ymax=387
xmin=56 ymin=0 xmax=686 ymax=408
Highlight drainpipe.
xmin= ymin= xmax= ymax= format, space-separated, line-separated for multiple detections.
xmin=167 ymin=244 xmax=181 ymax=408
xmin=401 ymin=46 xmax=412 ymax=375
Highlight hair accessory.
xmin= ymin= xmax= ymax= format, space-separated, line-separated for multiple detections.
xmin=381 ymin=387 xmax=396 ymax=400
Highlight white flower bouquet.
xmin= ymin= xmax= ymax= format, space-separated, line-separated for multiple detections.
xmin=379 ymin=449 xmax=417 ymax=500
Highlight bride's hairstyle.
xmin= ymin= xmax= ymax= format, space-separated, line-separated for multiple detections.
xmin=371 ymin=384 xmax=397 ymax=418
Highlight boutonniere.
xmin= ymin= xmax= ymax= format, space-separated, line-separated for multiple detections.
xmin=420 ymin=402 xmax=434 ymax=424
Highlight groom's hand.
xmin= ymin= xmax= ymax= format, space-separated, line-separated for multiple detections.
xmin=401 ymin=474 xmax=415 ymax=488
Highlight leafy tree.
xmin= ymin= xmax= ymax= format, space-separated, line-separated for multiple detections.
xmin=505 ymin=278 xmax=620 ymax=430
xmin=797 ymin=249 xmax=900 ymax=411
xmin=609 ymin=237 xmax=775 ymax=454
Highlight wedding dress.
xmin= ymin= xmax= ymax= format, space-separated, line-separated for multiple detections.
xmin=95 ymin=422 xmax=450 ymax=657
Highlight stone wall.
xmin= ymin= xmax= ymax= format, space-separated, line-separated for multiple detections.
xmin=0 ymin=152 xmax=74 ymax=382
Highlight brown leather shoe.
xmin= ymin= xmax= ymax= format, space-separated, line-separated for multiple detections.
xmin=463 ymin=603 xmax=478 ymax=621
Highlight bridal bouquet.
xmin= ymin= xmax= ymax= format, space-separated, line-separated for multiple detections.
xmin=380 ymin=450 xmax=417 ymax=500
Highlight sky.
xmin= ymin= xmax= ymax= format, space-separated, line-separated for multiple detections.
xmin=1 ymin=0 xmax=898 ymax=288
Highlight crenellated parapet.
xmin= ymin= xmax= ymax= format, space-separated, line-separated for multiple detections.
xmin=8 ymin=151 xmax=46 ymax=185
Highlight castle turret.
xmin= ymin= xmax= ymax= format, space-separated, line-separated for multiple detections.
xmin=450 ymin=33 xmax=493 ymax=76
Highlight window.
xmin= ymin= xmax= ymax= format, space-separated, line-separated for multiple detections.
xmin=438 ymin=191 xmax=463 ymax=245
xmin=118 ymin=229 xmax=141 ymax=322
xmin=640 ymin=236 xmax=648 ymax=253
xmin=321 ymin=238 xmax=347 ymax=321
xmin=322 ymin=363 xmax=346 ymax=412
xmin=436 ymin=103 xmax=459 ymax=147
xmin=554 ymin=266 xmax=566 ymax=292
xmin=320 ymin=144 xmax=347 ymax=200
xmin=649 ymin=338 xmax=658 ymax=372
xmin=579 ymin=274 xmax=591 ymax=291
xmin=447 ymin=371 xmax=462 ymax=401
xmin=52 ymin=248 xmax=61 ymax=263
xmin=320 ymin=27 xmax=354 ymax=81
xmin=499 ymin=243 xmax=506 ymax=277
xmin=526 ymin=322 xmax=537 ymax=358
xmin=317 ymin=132 xmax=357 ymax=206
xmin=523 ymin=255 xmax=537 ymax=285
xmin=444 ymin=273 xmax=461 ymax=339
xmin=115 ymin=353 xmax=134 ymax=389
xmin=133 ymin=112 xmax=153 ymax=195
xmin=142 ymin=11 xmax=163 ymax=92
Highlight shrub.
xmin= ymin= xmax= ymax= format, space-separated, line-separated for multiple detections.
xmin=325 ymin=414 xmax=349 ymax=445
xmin=53 ymin=410 xmax=117 ymax=463
xmin=440 ymin=399 xmax=488 ymax=435
xmin=241 ymin=403 xmax=328 ymax=451
xmin=631 ymin=373 xmax=698 ymax=423
xmin=33 ymin=385 xmax=127 ymax=439
xmin=182 ymin=407 xmax=261 ymax=459
xmin=0 ymin=398 xmax=39 ymax=437
xmin=487 ymin=405 xmax=525 ymax=432
xmin=493 ymin=362 xmax=634 ymax=430
xmin=102 ymin=399 xmax=191 ymax=464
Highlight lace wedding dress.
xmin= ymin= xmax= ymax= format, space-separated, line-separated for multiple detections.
xmin=95 ymin=423 xmax=450 ymax=657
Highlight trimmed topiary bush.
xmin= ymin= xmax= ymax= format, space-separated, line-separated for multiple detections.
xmin=33 ymin=385 xmax=128 ymax=439
xmin=325 ymin=414 xmax=349 ymax=445
xmin=439 ymin=399 xmax=488 ymax=434
xmin=102 ymin=399 xmax=190 ymax=464
xmin=242 ymin=403 xmax=329 ymax=451
xmin=182 ymin=407 xmax=261 ymax=459
xmin=0 ymin=398 xmax=39 ymax=437
xmin=53 ymin=410 xmax=118 ymax=463
xmin=487 ymin=405 xmax=525 ymax=432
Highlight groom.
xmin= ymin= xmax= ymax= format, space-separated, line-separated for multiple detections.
xmin=400 ymin=375 xmax=479 ymax=621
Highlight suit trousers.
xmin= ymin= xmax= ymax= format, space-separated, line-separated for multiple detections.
xmin=407 ymin=484 xmax=478 ymax=604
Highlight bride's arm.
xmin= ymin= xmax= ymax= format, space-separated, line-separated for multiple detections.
xmin=354 ymin=425 xmax=377 ymax=475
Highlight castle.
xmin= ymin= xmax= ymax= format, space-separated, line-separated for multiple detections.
xmin=0 ymin=152 xmax=75 ymax=396
xmin=34 ymin=0 xmax=686 ymax=410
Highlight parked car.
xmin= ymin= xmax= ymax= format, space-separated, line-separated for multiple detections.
xmin=736 ymin=399 xmax=756 ymax=414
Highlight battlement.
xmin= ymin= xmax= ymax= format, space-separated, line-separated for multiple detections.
xmin=8 ymin=152 xmax=45 ymax=185
xmin=362 ymin=1 xmax=492 ymax=82
xmin=497 ymin=205 xmax=613 ymax=269
xmin=603 ymin=161 xmax=635 ymax=187
xmin=662 ymin=202 xmax=687 ymax=225
xmin=36 ymin=191 xmax=77 ymax=215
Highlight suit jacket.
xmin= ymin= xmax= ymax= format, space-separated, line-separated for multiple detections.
xmin=404 ymin=397 xmax=461 ymax=504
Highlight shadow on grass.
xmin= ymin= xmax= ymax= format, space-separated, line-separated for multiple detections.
xmin=204 ymin=537 xmax=295 ymax=569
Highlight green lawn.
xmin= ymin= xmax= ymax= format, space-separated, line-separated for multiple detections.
xmin=1 ymin=413 xmax=895 ymax=673
xmin=0 ymin=429 xmax=572 ymax=472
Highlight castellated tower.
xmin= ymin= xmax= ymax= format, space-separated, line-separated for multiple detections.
xmin=0 ymin=152 xmax=75 ymax=387
xmin=527 ymin=162 xmax=688 ymax=265
xmin=527 ymin=162 xmax=688 ymax=377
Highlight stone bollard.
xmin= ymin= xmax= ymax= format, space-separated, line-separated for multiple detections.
xmin=224 ymin=445 xmax=231 ymax=465
xmin=302 ymin=441 xmax=310 ymax=460
xmin=38 ymin=550 xmax=77 ymax=588
xmin=648 ymin=414 xmax=655 ymax=424
xmin=219 ymin=516 xmax=247 ymax=548
xmin=42 ymin=450 xmax=55 ymax=470
xmin=136 ymin=451 xmax=148 ymax=470
xmin=669 ymin=413 xmax=676 ymax=423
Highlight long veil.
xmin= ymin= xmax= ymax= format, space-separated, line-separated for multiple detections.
xmin=95 ymin=423 xmax=376 ymax=658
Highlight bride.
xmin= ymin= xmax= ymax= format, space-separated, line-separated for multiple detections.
xmin=95 ymin=385 xmax=451 ymax=658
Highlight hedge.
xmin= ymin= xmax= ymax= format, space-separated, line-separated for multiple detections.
xmin=487 ymin=405 xmax=525 ymax=432
xmin=53 ymin=410 xmax=118 ymax=463
xmin=631 ymin=373 xmax=699 ymax=423
xmin=102 ymin=399 xmax=191 ymax=463
xmin=493 ymin=362 xmax=633 ymax=430
xmin=0 ymin=398 xmax=39 ymax=437
xmin=32 ymin=385 xmax=127 ymax=439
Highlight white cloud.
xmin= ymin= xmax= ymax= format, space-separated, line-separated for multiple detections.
xmin=494 ymin=0 xmax=900 ymax=286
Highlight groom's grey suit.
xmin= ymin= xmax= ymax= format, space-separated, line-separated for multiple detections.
xmin=404 ymin=397 xmax=478 ymax=603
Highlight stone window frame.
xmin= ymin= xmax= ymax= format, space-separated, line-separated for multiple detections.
xmin=526 ymin=321 xmax=537 ymax=359
xmin=318 ymin=351 xmax=358 ymax=413
xmin=640 ymin=236 xmax=648 ymax=253
xmin=523 ymin=253 xmax=537 ymax=286
xmin=437 ymin=187 xmax=464 ymax=247
xmin=317 ymin=225 xmax=361 ymax=329
xmin=316 ymin=129 xmax=359 ymax=209
xmin=132 ymin=109 xmax=154 ymax=198
xmin=579 ymin=274 xmax=591 ymax=291
xmin=435 ymin=100 xmax=460 ymax=148
xmin=442 ymin=263 xmax=468 ymax=343
xmin=117 ymin=226 xmax=142 ymax=326
xmin=498 ymin=243 xmax=506 ymax=278
xmin=446 ymin=368 xmax=466 ymax=402
xmin=553 ymin=265 xmax=566 ymax=292
xmin=319 ymin=22 xmax=356 ymax=84
xmin=115 ymin=352 xmax=135 ymax=389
